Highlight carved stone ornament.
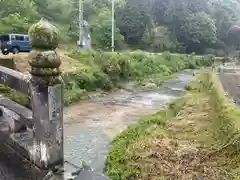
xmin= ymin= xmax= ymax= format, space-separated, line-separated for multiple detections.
xmin=28 ymin=19 xmax=62 ymax=86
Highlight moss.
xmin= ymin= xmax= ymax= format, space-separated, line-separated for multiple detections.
xmin=29 ymin=50 xmax=61 ymax=68
xmin=28 ymin=19 xmax=59 ymax=50
xmin=30 ymin=67 xmax=61 ymax=77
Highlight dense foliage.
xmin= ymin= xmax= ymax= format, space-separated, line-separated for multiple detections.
xmin=63 ymin=50 xmax=214 ymax=105
xmin=0 ymin=50 xmax=214 ymax=106
xmin=1 ymin=0 xmax=240 ymax=54
xmin=180 ymin=12 xmax=217 ymax=53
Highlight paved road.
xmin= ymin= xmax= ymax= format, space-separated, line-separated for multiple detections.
xmin=218 ymin=66 xmax=240 ymax=107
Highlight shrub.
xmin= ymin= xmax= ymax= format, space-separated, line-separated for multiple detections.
xmin=162 ymin=51 xmax=172 ymax=61
xmin=64 ymin=50 xmax=212 ymax=105
xmin=0 ymin=50 xmax=212 ymax=106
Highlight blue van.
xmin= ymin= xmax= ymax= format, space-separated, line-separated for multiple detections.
xmin=0 ymin=34 xmax=32 ymax=55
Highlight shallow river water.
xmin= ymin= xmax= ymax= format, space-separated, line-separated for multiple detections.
xmin=63 ymin=70 xmax=196 ymax=173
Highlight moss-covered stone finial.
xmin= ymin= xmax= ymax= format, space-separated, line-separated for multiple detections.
xmin=28 ymin=18 xmax=59 ymax=50
xmin=28 ymin=19 xmax=62 ymax=86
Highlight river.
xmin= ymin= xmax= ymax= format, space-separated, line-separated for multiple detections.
xmin=64 ymin=70 xmax=195 ymax=173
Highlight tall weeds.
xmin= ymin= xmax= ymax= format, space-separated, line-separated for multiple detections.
xmin=65 ymin=50 xmax=213 ymax=104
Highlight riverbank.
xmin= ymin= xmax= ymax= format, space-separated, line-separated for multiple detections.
xmin=63 ymin=70 xmax=196 ymax=172
xmin=105 ymin=70 xmax=240 ymax=179
xmin=63 ymin=50 xmax=213 ymax=105
xmin=0 ymin=51 xmax=213 ymax=107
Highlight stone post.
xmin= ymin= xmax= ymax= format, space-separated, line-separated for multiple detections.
xmin=28 ymin=19 xmax=63 ymax=169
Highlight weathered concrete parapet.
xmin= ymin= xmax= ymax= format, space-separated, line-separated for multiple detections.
xmin=28 ymin=19 xmax=64 ymax=169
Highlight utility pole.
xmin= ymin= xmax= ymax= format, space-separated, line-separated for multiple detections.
xmin=79 ymin=0 xmax=83 ymax=49
xmin=111 ymin=0 xmax=115 ymax=52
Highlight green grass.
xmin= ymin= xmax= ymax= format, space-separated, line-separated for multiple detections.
xmin=0 ymin=50 xmax=215 ymax=106
xmin=105 ymin=97 xmax=188 ymax=179
xmin=0 ymin=84 xmax=30 ymax=107
xmin=105 ymin=70 xmax=240 ymax=180
xmin=203 ymin=71 xmax=240 ymax=168
xmin=63 ymin=50 xmax=214 ymax=105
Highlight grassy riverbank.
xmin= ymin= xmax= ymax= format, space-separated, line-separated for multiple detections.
xmin=0 ymin=51 xmax=214 ymax=106
xmin=63 ymin=50 xmax=213 ymax=105
xmin=105 ymin=70 xmax=240 ymax=179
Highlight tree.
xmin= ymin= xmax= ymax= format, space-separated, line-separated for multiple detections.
xmin=228 ymin=25 xmax=240 ymax=49
xmin=0 ymin=13 xmax=30 ymax=33
xmin=212 ymin=0 xmax=240 ymax=43
xmin=180 ymin=12 xmax=217 ymax=53
xmin=32 ymin=0 xmax=72 ymax=23
xmin=0 ymin=0 xmax=239 ymax=51
xmin=116 ymin=0 xmax=152 ymax=45
xmin=153 ymin=0 xmax=211 ymax=33
xmin=89 ymin=8 xmax=124 ymax=50
xmin=141 ymin=25 xmax=173 ymax=52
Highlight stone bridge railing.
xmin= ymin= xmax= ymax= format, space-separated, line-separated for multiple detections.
xmin=0 ymin=19 xmax=110 ymax=180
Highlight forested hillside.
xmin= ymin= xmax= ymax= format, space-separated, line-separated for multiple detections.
xmin=1 ymin=0 xmax=240 ymax=54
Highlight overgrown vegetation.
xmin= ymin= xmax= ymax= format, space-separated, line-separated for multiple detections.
xmin=1 ymin=0 xmax=240 ymax=54
xmin=63 ymin=51 xmax=213 ymax=105
xmin=197 ymin=71 xmax=240 ymax=168
xmin=0 ymin=85 xmax=30 ymax=107
xmin=0 ymin=51 xmax=213 ymax=106
xmin=105 ymin=70 xmax=240 ymax=179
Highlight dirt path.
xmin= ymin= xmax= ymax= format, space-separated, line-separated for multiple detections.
xmin=63 ymin=71 xmax=195 ymax=172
